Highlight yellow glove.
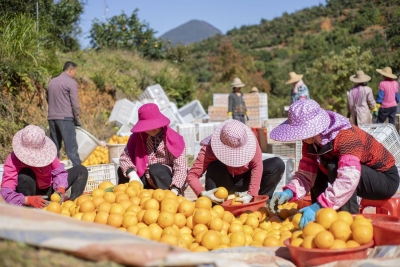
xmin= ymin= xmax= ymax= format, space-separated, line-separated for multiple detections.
xmin=227 ymin=112 xmax=232 ymax=119
xmin=371 ymin=107 xmax=377 ymax=112
xmin=376 ymin=103 xmax=381 ymax=109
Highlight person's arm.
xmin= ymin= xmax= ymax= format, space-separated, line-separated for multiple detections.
xmin=366 ymin=87 xmax=377 ymax=109
xmin=247 ymin=145 xmax=263 ymax=196
xmin=396 ymin=92 xmax=400 ymax=104
xmin=186 ymin=146 xmax=215 ymax=196
xmin=304 ymin=85 xmax=311 ymax=100
xmin=69 ymin=80 xmax=81 ymax=125
xmin=376 ymin=84 xmax=384 ymax=105
xmin=291 ymin=89 xmax=296 ymax=103
xmin=0 ymin=188 xmax=25 ymax=206
xmin=119 ymin=146 xmax=137 ymax=177
xmin=170 ymin=147 xmax=188 ymax=193
xmin=51 ymin=158 xmax=68 ymax=191
xmin=0 ymin=154 xmax=26 ymax=206
xmin=317 ymin=154 xmax=361 ymax=210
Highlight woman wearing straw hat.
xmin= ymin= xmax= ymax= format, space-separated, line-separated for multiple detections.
xmin=346 ymin=70 xmax=377 ymax=126
xmin=249 ymin=87 xmax=259 ymax=94
xmin=228 ymin=77 xmax=249 ymax=124
xmin=268 ymin=100 xmax=399 ymax=229
xmin=375 ymin=67 xmax=399 ymax=125
xmin=118 ymin=103 xmax=188 ymax=195
xmin=286 ymin=72 xmax=310 ymax=103
xmin=186 ymin=119 xmax=285 ymax=204
xmin=0 ymin=125 xmax=88 ymax=208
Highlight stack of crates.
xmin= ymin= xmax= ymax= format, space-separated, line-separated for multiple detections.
xmin=178 ymin=100 xmax=207 ymax=124
xmin=139 ymin=84 xmax=170 ymax=110
xmin=262 ymin=153 xmax=295 ymax=192
xmin=266 ymin=143 xmax=296 ymax=158
xmin=176 ymin=124 xmax=196 ymax=156
xmin=108 ymin=98 xmax=136 ymax=127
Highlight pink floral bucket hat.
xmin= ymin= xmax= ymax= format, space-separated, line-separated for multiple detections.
xmin=211 ymin=119 xmax=256 ymax=167
xmin=270 ymin=100 xmax=330 ymax=142
xmin=12 ymin=125 xmax=57 ymax=167
xmin=131 ymin=103 xmax=170 ymax=133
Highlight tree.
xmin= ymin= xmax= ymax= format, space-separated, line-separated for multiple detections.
xmin=306 ymin=46 xmax=373 ymax=114
xmin=89 ymin=9 xmax=163 ymax=59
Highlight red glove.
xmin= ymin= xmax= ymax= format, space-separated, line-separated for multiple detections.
xmin=55 ymin=187 xmax=65 ymax=204
xmin=26 ymin=195 xmax=49 ymax=208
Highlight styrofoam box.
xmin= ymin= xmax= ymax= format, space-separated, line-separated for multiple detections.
xmin=247 ymin=105 xmax=268 ymax=119
xmin=76 ymin=127 xmax=99 ymax=162
xmin=117 ymin=124 xmax=133 ymax=136
xmin=138 ymin=84 xmax=166 ymax=100
xmin=246 ymin=118 xmax=265 ymax=128
xmin=108 ymin=98 xmax=135 ymax=127
xmin=85 ymin=164 xmax=118 ymax=193
xmin=141 ymin=94 xmax=170 ymax=110
xmin=262 ymin=153 xmax=294 ymax=192
xmin=208 ymin=106 xmax=228 ymax=120
xmin=127 ymin=101 xmax=143 ymax=125
xmin=178 ymin=100 xmax=207 ymax=124
xmin=196 ymin=123 xmax=215 ymax=142
xmin=244 ymin=93 xmax=268 ymax=107
xmin=177 ymin=124 xmax=196 ymax=156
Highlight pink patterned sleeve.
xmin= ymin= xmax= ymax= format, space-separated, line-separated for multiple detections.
xmin=284 ymin=156 xmax=319 ymax=201
xmin=171 ymin=147 xmax=188 ymax=190
xmin=119 ymin=147 xmax=136 ymax=176
xmin=0 ymin=188 xmax=25 ymax=206
xmin=317 ymin=154 xmax=361 ymax=209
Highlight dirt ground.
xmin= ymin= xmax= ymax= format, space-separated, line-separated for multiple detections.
xmin=0 ymin=239 xmax=123 ymax=267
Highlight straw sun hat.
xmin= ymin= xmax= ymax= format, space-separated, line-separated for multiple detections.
xmin=376 ymin=67 xmax=398 ymax=79
xmin=13 ymin=125 xmax=57 ymax=167
xmin=285 ymin=72 xmax=303 ymax=84
xmin=250 ymin=87 xmax=259 ymax=93
xmin=349 ymin=70 xmax=371 ymax=83
xmin=230 ymin=77 xmax=245 ymax=88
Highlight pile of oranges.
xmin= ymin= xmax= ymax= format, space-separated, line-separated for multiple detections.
xmin=290 ymin=208 xmax=373 ymax=249
xmin=108 ymin=135 xmax=129 ymax=145
xmin=82 ymin=146 xmax=109 ymax=166
xmin=42 ymin=183 xmax=306 ymax=251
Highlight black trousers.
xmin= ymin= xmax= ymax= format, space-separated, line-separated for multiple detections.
xmin=233 ymin=114 xmax=246 ymax=124
xmin=16 ymin=165 xmax=88 ymax=201
xmin=49 ymin=120 xmax=81 ymax=166
xmin=310 ymin=160 xmax=399 ymax=214
xmin=378 ymin=106 xmax=397 ymax=125
xmin=205 ymin=157 xmax=285 ymax=199
xmin=118 ymin=164 xmax=173 ymax=190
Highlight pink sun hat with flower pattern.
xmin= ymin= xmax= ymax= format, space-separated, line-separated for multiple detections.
xmin=12 ymin=125 xmax=57 ymax=167
xmin=270 ymin=100 xmax=330 ymax=142
xmin=211 ymin=119 xmax=257 ymax=167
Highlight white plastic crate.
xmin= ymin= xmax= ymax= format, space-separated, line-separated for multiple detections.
xmin=141 ymin=95 xmax=170 ymax=110
xmin=139 ymin=84 xmax=167 ymax=100
xmin=161 ymin=107 xmax=184 ymax=125
xmin=75 ymin=127 xmax=99 ymax=162
xmin=359 ymin=124 xmax=400 ymax=165
xmin=194 ymin=141 xmax=201 ymax=158
xmin=177 ymin=124 xmax=196 ymax=156
xmin=295 ymin=140 xmax=302 ymax=171
xmin=196 ymin=123 xmax=215 ymax=141
xmin=178 ymin=100 xmax=207 ymax=124
xmin=85 ymin=164 xmax=118 ymax=193
xmin=117 ymin=124 xmax=133 ymax=136
xmin=108 ymin=144 xmax=126 ymax=164
xmin=213 ymin=94 xmax=229 ymax=107
xmin=127 ymin=101 xmax=143 ymax=125
xmin=262 ymin=118 xmax=288 ymax=144
xmin=108 ymin=98 xmax=135 ymax=127
xmin=262 ymin=153 xmax=294 ymax=192
xmin=0 ymin=164 xmax=4 ymax=184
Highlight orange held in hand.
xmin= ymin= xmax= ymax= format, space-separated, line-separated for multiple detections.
xmin=214 ymin=187 xmax=228 ymax=200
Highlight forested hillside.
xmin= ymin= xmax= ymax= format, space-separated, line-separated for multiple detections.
xmin=187 ymin=0 xmax=400 ymax=117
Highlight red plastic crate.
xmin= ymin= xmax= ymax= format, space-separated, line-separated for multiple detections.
xmin=221 ymin=195 xmax=268 ymax=216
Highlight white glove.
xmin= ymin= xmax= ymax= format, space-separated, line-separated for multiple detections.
xmin=201 ymin=188 xmax=224 ymax=204
xmin=235 ymin=191 xmax=253 ymax=204
xmin=128 ymin=171 xmax=143 ymax=186
xmin=171 ymin=188 xmax=179 ymax=196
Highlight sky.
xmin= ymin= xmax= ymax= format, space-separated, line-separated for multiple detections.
xmin=79 ymin=0 xmax=326 ymax=48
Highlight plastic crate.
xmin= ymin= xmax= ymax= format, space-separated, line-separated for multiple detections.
xmin=139 ymin=84 xmax=167 ymax=100
xmin=262 ymin=153 xmax=294 ymax=192
xmin=108 ymin=98 xmax=135 ymax=127
xmin=178 ymin=100 xmax=207 ymax=124
xmin=108 ymin=144 xmax=126 ymax=163
xmin=208 ymin=106 xmax=228 ymax=121
xmin=127 ymin=101 xmax=143 ymax=126
xmin=359 ymin=124 xmax=400 ymax=165
xmin=176 ymin=124 xmax=196 ymax=156
xmin=194 ymin=141 xmax=201 ymax=158
xmin=141 ymin=94 xmax=170 ymax=110
xmin=213 ymin=94 xmax=229 ymax=107
xmin=295 ymin=140 xmax=302 ymax=171
xmin=161 ymin=107 xmax=184 ymax=125
xmin=262 ymin=118 xmax=288 ymax=144
xmin=267 ymin=143 xmax=296 ymax=158
xmin=0 ymin=164 xmax=4 ymax=184
xmin=117 ymin=124 xmax=133 ymax=137
xmin=196 ymin=123 xmax=215 ymax=142
xmin=75 ymin=127 xmax=99 ymax=162
xmin=85 ymin=164 xmax=118 ymax=193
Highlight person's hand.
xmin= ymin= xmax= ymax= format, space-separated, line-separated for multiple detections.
xmin=128 ymin=171 xmax=143 ymax=186
xmin=201 ymin=188 xmax=224 ymax=204
xmin=268 ymin=189 xmax=294 ymax=213
xmin=227 ymin=112 xmax=233 ymax=120
xmin=26 ymin=195 xmax=49 ymax=208
xmin=299 ymin=202 xmax=322 ymax=229
xmin=234 ymin=191 xmax=253 ymax=204
xmin=74 ymin=117 xmax=82 ymax=127
xmin=171 ymin=187 xmax=179 ymax=196
xmin=245 ymin=111 xmax=249 ymax=121
xmin=55 ymin=187 xmax=65 ymax=204
xmin=372 ymin=107 xmax=378 ymax=117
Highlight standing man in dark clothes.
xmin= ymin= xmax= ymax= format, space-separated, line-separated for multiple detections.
xmin=228 ymin=77 xmax=249 ymax=124
xmin=47 ymin=61 xmax=81 ymax=166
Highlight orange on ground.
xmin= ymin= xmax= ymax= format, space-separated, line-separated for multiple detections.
xmin=161 ymin=202 xmax=178 ymax=214
xmin=107 ymin=214 xmax=123 ymax=227
xmin=91 ymin=188 xmax=105 ymax=198
xmin=195 ymin=196 xmax=212 ymax=210
xmin=230 ymin=232 xmax=246 ymax=246
xmin=148 ymin=223 xmax=163 ymax=241
xmin=94 ymin=211 xmax=109 ymax=224
xmin=143 ymin=210 xmax=160 ymax=225
xmin=212 ymin=205 xmax=225 ymax=219
xmin=157 ymin=211 xmax=175 ymax=228
xmin=201 ymin=230 xmax=221 ymax=250
xmin=125 ymin=187 xmax=139 ymax=198
xmin=178 ymin=200 xmax=195 ymax=217
xmin=174 ymin=213 xmax=186 ymax=228
xmin=222 ymin=211 xmax=234 ymax=223
xmin=263 ymin=236 xmax=280 ymax=247
xmin=47 ymin=202 xmax=62 ymax=214
xmin=103 ymin=192 xmax=116 ymax=203
xmin=244 ymin=216 xmax=259 ymax=229
xmin=209 ymin=217 xmax=224 ymax=231
xmin=137 ymin=227 xmax=152 ymax=239
xmin=127 ymin=225 xmax=140 ymax=235
xmin=97 ymin=201 xmax=112 ymax=213
xmin=193 ymin=224 xmax=208 ymax=236
xmin=122 ymin=215 xmax=138 ymax=228
xmin=143 ymin=198 xmax=160 ymax=210
xmin=193 ymin=208 xmax=212 ymax=225
xmin=50 ymin=193 xmax=61 ymax=203
xmin=92 ymin=197 xmax=105 ymax=208
xmin=162 ymin=226 xmax=179 ymax=237
xmin=152 ymin=189 xmax=166 ymax=202
xmin=98 ymin=181 xmax=114 ymax=190
xmin=191 ymin=246 xmax=208 ymax=252
xmin=109 ymin=203 xmax=126 ymax=215
xmin=81 ymin=212 xmax=96 ymax=222
xmin=80 ymin=200 xmax=95 ymax=213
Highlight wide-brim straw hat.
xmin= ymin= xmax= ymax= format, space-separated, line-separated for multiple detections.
xmin=350 ymin=70 xmax=371 ymax=83
xmin=13 ymin=125 xmax=57 ymax=167
xmin=131 ymin=103 xmax=170 ymax=133
xmin=211 ymin=119 xmax=256 ymax=167
xmin=250 ymin=87 xmax=259 ymax=93
xmin=376 ymin=67 xmax=397 ymax=79
xmin=270 ymin=100 xmax=330 ymax=142
xmin=285 ymin=72 xmax=303 ymax=84
xmin=231 ymin=77 xmax=245 ymax=88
